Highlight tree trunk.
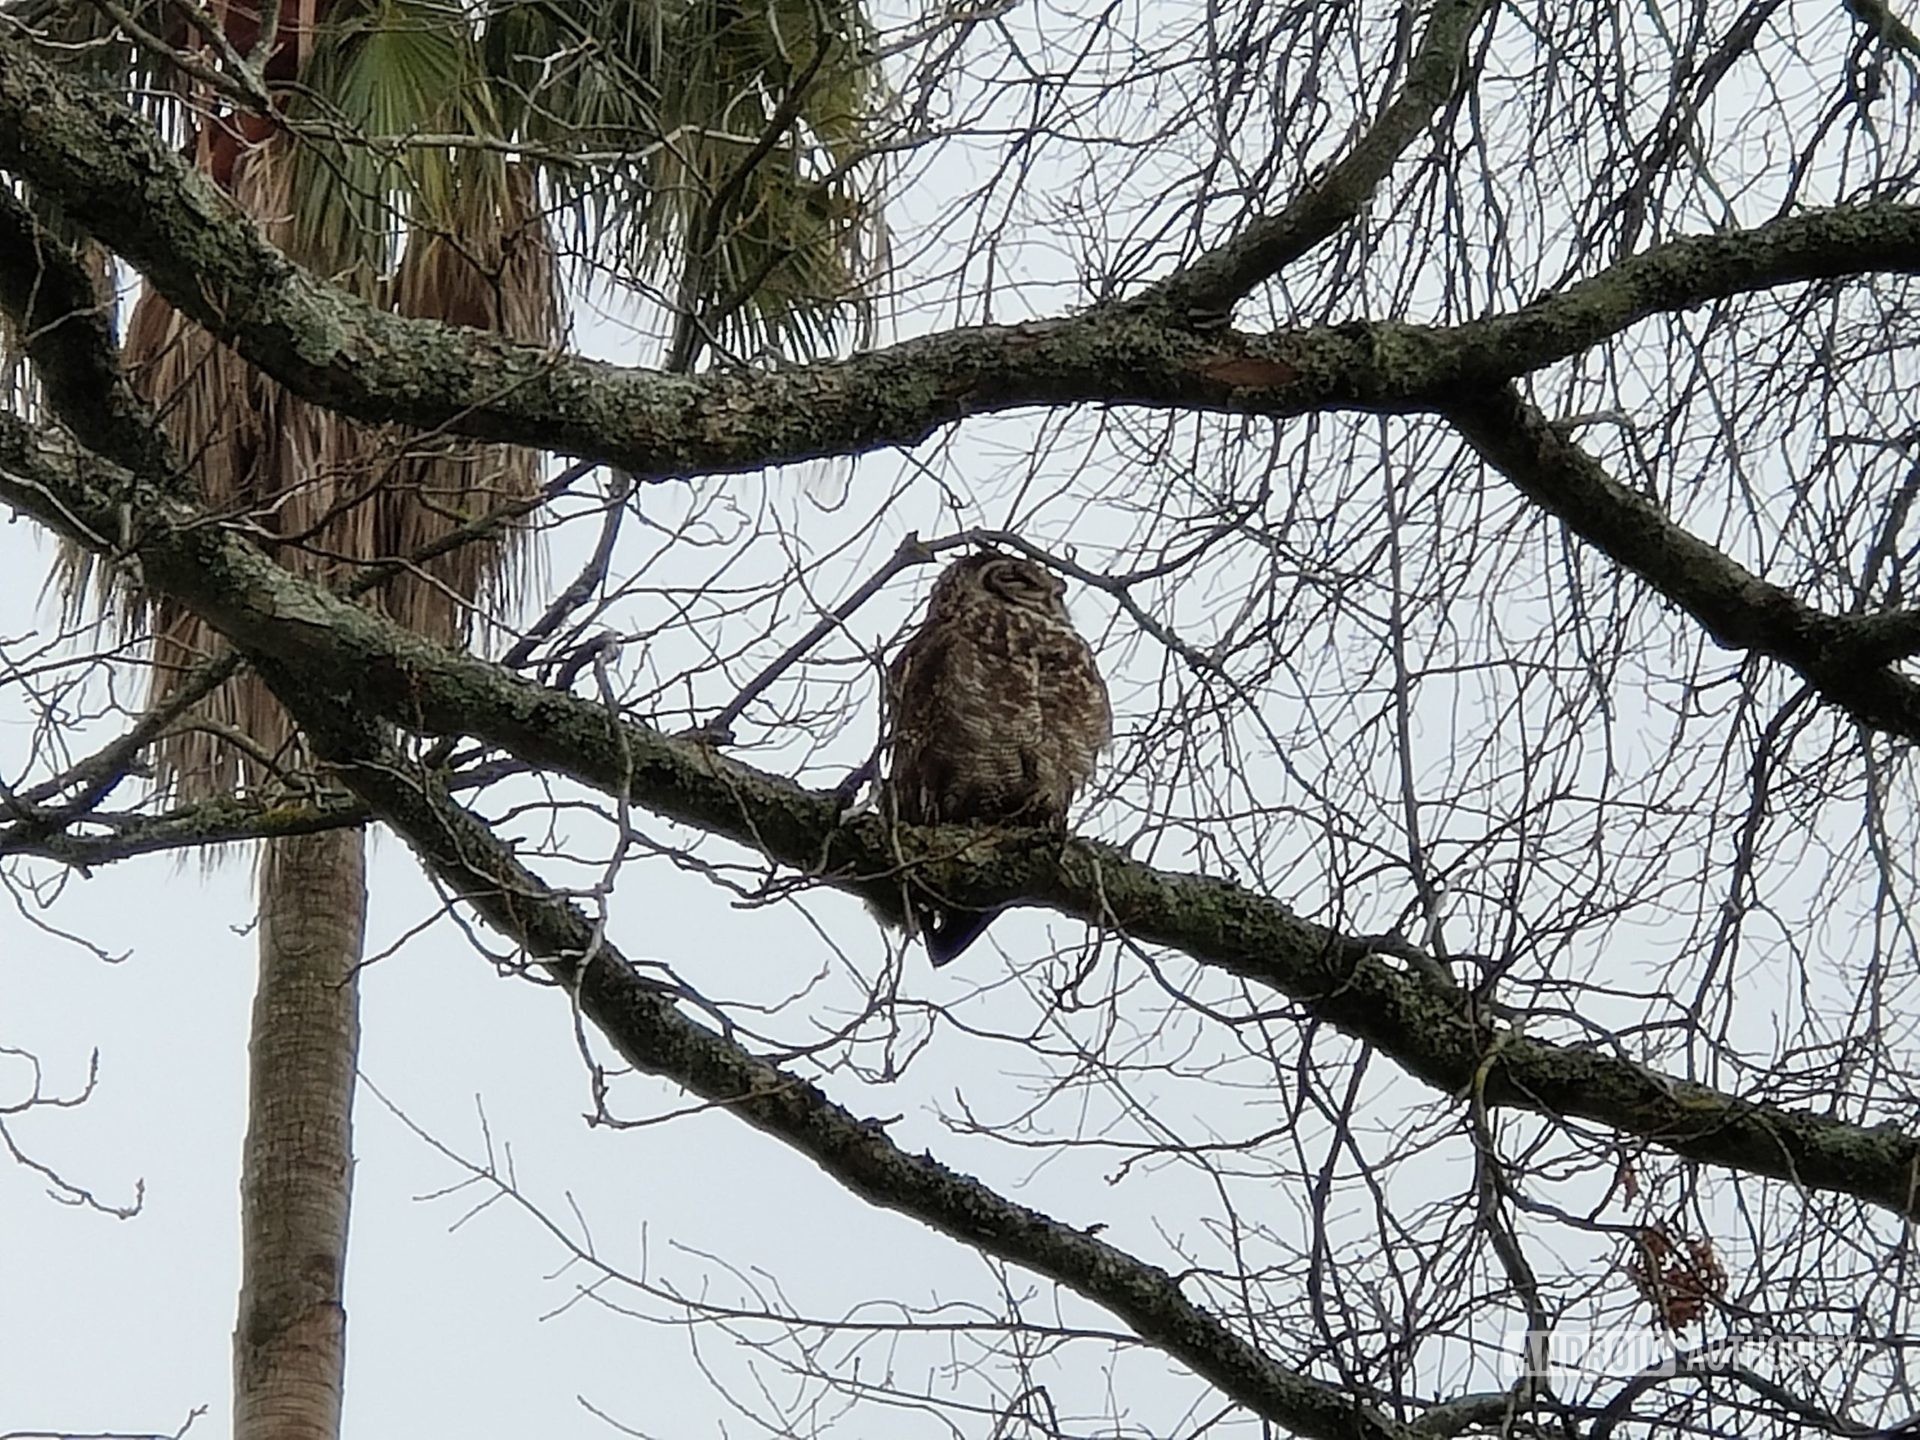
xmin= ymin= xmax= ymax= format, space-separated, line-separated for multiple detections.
xmin=232 ymin=825 xmax=365 ymax=1440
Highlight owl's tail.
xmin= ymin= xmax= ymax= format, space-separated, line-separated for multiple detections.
xmin=925 ymin=907 xmax=998 ymax=967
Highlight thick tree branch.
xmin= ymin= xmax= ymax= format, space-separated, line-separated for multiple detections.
xmin=5 ymin=412 xmax=1918 ymax=1221
xmin=0 ymin=185 xmax=171 ymax=480
xmin=1446 ymin=385 xmax=1920 ymax=737
xmin=3 ymin=26 xmax=1920 ymax=485
xmin=262 ymin=676 xmax=1418 ymax=1440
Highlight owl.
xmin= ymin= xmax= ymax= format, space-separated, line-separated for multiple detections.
xmin=882 ymin=550 xmax=1112 ymax=965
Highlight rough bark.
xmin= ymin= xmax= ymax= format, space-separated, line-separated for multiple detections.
xmin=10 ymin=30 xmax=1920 ymax=1431
xmin=232 ymin=826 xmax=365 ymax=1440
xmin=5 ymin=29 xmax=1920 ymax=483
xmin=251 ymin=679 xmax=1421 ymax=1440
xmin=4 ymin=414 xmax=1920 ymax=1223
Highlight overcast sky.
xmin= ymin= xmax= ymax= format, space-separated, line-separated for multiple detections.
xmin=7 ymin=0 xmax=1917 ymax=1435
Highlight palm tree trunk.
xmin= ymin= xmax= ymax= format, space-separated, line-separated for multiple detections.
xmin=232 ymin=825 xmax=365 ymax=1440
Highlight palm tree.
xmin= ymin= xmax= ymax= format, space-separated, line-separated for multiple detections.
xmin=17 ymin=3 xmax=880 ymax=1436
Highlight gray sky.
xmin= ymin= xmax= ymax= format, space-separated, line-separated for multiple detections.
xmin=6 ymin=0 xmax=1920 ymax=1435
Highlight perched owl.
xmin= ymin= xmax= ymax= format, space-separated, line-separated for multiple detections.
xmin=882 ymin=550 xmax=1112 ymax=965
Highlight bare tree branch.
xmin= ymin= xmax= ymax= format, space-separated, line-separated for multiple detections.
xmin=1446 ymin=384 xmax=1920 ymax=738
xmin=5 ymin=408 xmax=1918 ymax=1223
xmin=1147 ymin=0 xmax=1497 ymax=320
xmin=263 ymin=672 xmax=1423 ymax=1440
xmin=2 ymin=27 xmax=1920 ymax=485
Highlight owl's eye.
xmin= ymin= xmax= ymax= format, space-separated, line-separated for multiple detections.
xmin=984 ymin=560 xmax=1051 ymax=603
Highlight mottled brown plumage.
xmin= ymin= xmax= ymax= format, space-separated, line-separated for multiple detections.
xmin=882 ymin=551 xmax=1111 ymax=964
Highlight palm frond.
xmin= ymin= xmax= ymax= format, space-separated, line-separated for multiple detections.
xmin=17 ymin=0 xmax=880 ymax=799
xmin=483 ymin=0 xmax=884 ymax=364
xmin=100 ymin=4 xmax=559 ymax=800
xmin=291 ymin=0 xmax=487 ymax=289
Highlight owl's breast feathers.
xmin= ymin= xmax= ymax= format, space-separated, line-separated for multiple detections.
xmin=886 ymin=600 xmax=1107 ymax=828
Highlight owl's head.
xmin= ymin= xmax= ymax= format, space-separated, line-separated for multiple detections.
xmin=929 ymin=551 xmax=1070 ymax=622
